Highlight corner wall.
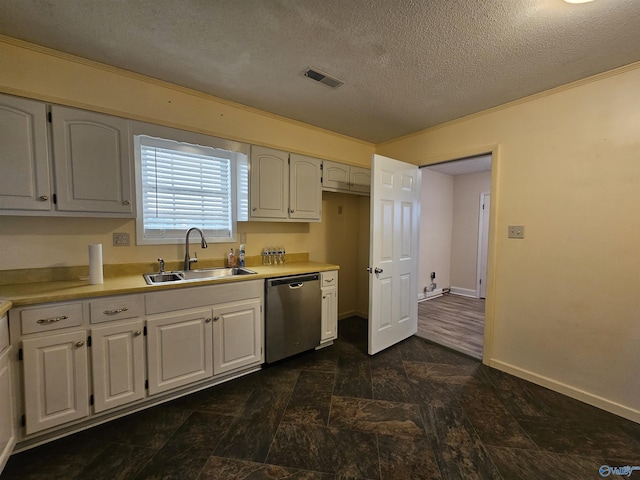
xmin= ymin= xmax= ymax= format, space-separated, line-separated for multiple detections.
xmin=377 ymin=63 xmax=640 ymax=422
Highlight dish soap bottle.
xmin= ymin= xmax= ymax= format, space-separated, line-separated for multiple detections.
xmin=238 ymin=244 xmax=245 ymax=267
xmin=227 ymin=248 xmax=236 ymax=267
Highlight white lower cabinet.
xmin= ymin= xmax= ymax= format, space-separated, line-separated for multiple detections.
xmin=22 ymin=330 xmax=89 ymax=435
xmin=212 ymin=299 xmax=262 ymax=375
xmin=320 ymin=271 xmax=339 ymax=344
xmin=91 ymin=320 xmax=145 ymax=413
xmin=146 ymin=308 xmax=214 ymax=395
xmin=0 ymin=313 xmax=16 ymax=473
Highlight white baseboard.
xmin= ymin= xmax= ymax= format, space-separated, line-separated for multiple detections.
xmin=418 ymin=288 xmax=444 ymax=302
xmin=338 ymin=310 xmax=368 ymax=320
xmin=450 ymin=286 xmax=477 ymax=298
xmin=489 ymin=359 xmax=640 ymax=424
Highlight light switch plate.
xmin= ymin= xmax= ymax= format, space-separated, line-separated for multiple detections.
xmin=508 ymin=225 xmax=525 ymax=239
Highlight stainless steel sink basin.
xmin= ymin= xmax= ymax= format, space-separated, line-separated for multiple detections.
xmin=143 ymin=267 xmax=257 ymax=285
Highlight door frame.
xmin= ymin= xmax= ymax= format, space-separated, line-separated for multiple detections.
xmin=419 ymin=144 xmax=500 ymax=365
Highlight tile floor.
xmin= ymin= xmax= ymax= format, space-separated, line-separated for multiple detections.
xmin=2 ymin=316 xmax=640 ymax=479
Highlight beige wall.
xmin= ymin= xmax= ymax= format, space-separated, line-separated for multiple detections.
xmin=419 ymin=169 xmax=453 ymax=297
xmin=377 ymin=64 xmax=640 ymax=421
xmin=0 ymin=37 xmax=374 ymax=318
xmin=450 ymin=171 xmax=491 ymax=292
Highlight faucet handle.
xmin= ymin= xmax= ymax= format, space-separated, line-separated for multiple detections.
xmin=158 ymin=258 xmax=165 ymax=273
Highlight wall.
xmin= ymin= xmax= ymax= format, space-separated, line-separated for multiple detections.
xmin=450 ymin=171 xmax=491 ymax=294
xmin=377 ymin=63 xmax=640 ymax=422
xmin=0 ymin=36 xmax=375 ymax=319
xmin=419 ymin=169 xmax=453 ymax=298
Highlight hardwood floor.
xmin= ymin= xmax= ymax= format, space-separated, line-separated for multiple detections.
xmin=417 ymin=293 xmax=485 ymax=359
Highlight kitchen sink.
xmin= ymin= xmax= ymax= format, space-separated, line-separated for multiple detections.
xmin=143 ymin=267 xmax=257 ymax=285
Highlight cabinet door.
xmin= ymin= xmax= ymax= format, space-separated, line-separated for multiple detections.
xmin=350 ymin=166 xmax=371 ymax=194
xmin=289 ymin=154 xmax=322 ymax=221
xmin=0 ymin=347 xmax=16 ymax=473
xmin=147 ymin=308 xmax=213 ymax=395
xmin=212 ymin=298 xmax=262 ymax=375
xmin=51 ymin=106 xmax=133 ymax=215
xmin=249 ymin=146 xmax=289 ymax=219
xmin=0 ymin=94 xmax=51 ymax=211
xmin=321 ymin=271 xmax=339 ymax=342
xmin=23 ymin=330 xmax=89 ymax=435
xmin=91 ymin=320 xmax=145 ymax=413
xmin=322 ymin=160 xmax=350 ymax=191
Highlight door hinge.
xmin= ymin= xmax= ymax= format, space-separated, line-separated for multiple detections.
xmin=482 ymin=203 xmax=485 ymax=210
xmin=47 ymin=111 xmax=52 ymax=123
xmin=21 ymin=415 xmax=26 ymax=427
xmin=479 ymin=279 xmax=482 ymax=284
xmin=145 ymin=379 xmax=149 ymax=389
xmin=18 ymin=348 xmax=23 ymax=361
xmin=89 ymin=394 xmax=94 ymax=406
xmin=87 ymin=336 xmax=92 ymax=347
xmin=52 ymin=193 xmax=57 ymax=205
xmin=143 ymin=326 xmax=147 ymax=336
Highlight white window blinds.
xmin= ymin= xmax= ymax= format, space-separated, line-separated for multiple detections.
xmin=138 ymin=135 xmax=238 ymax=241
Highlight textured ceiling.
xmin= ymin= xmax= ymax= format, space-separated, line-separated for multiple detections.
xmin=1 ymin=0 xmax=639 ymax=143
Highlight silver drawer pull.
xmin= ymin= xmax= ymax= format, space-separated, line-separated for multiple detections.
xmin=36 ymin=315 xmax=68 ymax=324
xmin=76 ymin=341 xmax=85 ymax=347
xmin=324 ymin=278 xmax=335 ymax=283
xmin=103 ymin=307 xmax=129 ymax=315
xmin=134 ymin=330 xmax=142 ymax=336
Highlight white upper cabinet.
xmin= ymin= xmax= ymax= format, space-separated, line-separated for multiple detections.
xmin=322 ymin=160 xmax=370 ymax=195
xmin=289 ymin=153 xmax=322 ymax=220
xmin=51 ymin=106 xmax=134 ymax=215
xmin=250 ymin=146 xmax=289 ymax=219
xmin=250 ymin=146 xmax=322 ymax=222
xmin=0 ymin=94 xmax=51 ymax=211
xmin=0 ymin=94 xmax=134 ymax=217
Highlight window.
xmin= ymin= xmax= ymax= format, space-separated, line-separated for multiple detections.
xmin=135 ymin=134 xmax=246 ymax=244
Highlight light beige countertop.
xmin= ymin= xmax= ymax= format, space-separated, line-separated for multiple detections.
xmin=0 ymin=261 xmax=339 ymax=307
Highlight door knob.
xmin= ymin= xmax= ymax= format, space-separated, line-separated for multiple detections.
xmin=374 ymin=267 xmax=383 ymax=274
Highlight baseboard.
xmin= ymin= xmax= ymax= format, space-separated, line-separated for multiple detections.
xmin=339 ymin=310 xmax=369 ymax=320
xmin=450 ymin=286 xmax=477 ymax=298
xmin=418 ymin=288 xmax=444 ymax=302
xmin=489 ymin=359 xmax=640 ymax=424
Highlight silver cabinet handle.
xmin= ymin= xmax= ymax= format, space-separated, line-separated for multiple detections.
xmin=122 ymin=200 xmax=131 ymax=205
xmin=205 ymin=318 xmax=212 ymax=323
xmin=324 ymin=278 xmax=335 ymax=283
xmin=103 ymin=307 xmax=129 ymax=315
xmin=252 ymin=207 xmax=257 ymax=211
xmin=213 ymin=316 xmax=220 ymax=321
xmin=76 ymin=341 xmax=85 ymax=347
xmin=37 ymin=315 xmax=68 ymax=324
xmin=134 ymin=330 xmax=142 ymax=336
xmin=39 ymin=195 xmax=49 ymax=201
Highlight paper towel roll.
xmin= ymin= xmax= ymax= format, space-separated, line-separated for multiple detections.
xmin=89 ymin=244 xmax=104 ymax=284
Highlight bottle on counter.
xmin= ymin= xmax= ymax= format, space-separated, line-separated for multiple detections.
xmin=239 ymin=244 xmax=245 ymax=267
xmin=227 ymin=248 xmax=236 ymax=267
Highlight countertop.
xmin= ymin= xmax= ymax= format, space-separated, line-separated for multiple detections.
xmin=0 ymin=261 xmax=339 ymax=307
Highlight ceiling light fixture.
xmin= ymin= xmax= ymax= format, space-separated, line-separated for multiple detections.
xmin=563 ymin=0 xmax=594 ymax=3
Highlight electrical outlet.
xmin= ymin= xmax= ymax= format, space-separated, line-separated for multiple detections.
xmin=508 ymin=225 xmax=525 ymax=239
xmin=239 ymin=232 xmax=247 ymax=244
xmin=113 ymin=232 xmax=130 ymax=246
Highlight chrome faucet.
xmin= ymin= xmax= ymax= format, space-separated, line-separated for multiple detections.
xmin=184 ymin=227 xmax=208 ymax=270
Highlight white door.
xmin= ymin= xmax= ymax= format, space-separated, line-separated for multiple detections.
xmin=477 ymin=193 xmax=490 ymax=299
xmin=368 ymin=154 xmax=421 ymax=355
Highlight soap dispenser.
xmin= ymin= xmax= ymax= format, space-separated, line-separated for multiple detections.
xmin=227 ymin=248 xmax=236 ymax=267
xmin=238 ymin=244 xmax=245 ymax=267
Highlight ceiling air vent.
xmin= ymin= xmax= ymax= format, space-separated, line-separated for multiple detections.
xmin=302 ymin=67 xmax=344 ymax=89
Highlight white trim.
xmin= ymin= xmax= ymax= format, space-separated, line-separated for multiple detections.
xmin=418 ymin=288 xmax=444 ymax=302
xmin=488 ymin=359 xmax=640 ymax=424
xmin=450 ymin=287 xmax=477 ymax=297
xmin=476 ymin=192 xmax=490 ymax=299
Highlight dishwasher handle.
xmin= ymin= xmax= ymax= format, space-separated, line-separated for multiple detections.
xmin=267 ymin=273 xmax=319 ymax=287
xmin=289 ymin=282 xmax=304 ymax=289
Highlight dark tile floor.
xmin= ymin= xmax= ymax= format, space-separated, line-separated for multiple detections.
xmin=3 ymin=316 xmax=640 ymax=479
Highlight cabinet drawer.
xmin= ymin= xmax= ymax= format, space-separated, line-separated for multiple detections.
xmin=0 ymin=314 xmax=8 ymax=351
xmin=321 ymin=271 xmax=338 ymax=288
xmin=90 ymin=295 xmax=143 ymax=324
xmin=21 ymin=303 xmax=83 ymax=334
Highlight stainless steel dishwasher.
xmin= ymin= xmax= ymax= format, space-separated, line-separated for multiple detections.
xmin=265 ymin=273 xmax=321 ymax=363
